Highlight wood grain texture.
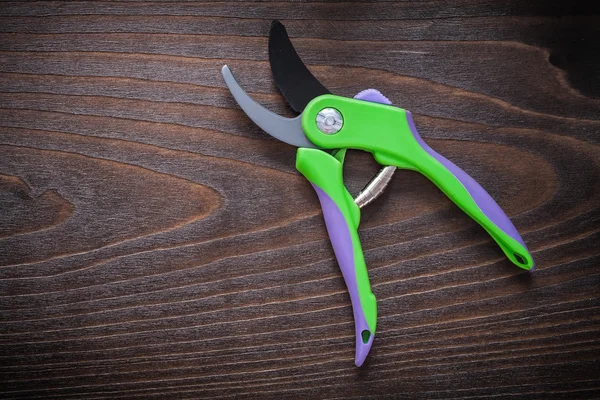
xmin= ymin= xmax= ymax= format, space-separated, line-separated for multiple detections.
xmin=0 ymin=1 xmax=599 ymax=399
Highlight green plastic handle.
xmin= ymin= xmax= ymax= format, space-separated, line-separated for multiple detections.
xmin=301 ymin=95 xmax=534 ymax=270
xmin=296 ymin=148 xmax=377 ymax=366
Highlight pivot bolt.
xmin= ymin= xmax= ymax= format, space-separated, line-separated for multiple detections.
xmin=316 ymin=108 xmax=343 ymax=134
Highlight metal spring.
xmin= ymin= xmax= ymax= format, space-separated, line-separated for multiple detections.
xmin=354 ymin=166 xmax=397 ymax=208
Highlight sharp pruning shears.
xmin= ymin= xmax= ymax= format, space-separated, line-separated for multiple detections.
xmin=221 ymin=20 xmax=534 ymax=367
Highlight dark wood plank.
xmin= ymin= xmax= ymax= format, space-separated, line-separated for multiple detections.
xmin=0 ymin=1 xmax=599 ymax=399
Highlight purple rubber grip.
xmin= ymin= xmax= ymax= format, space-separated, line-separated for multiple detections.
xmin=406 ymin=111 xmax=527 ymax=248
xmin=311 ymin=184 xmax=373 ymax=367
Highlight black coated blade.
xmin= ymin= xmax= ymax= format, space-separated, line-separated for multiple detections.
xmin=269 ymin=20 xmax=331 ymax=113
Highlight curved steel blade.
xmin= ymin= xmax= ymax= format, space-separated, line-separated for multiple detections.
xmin=269 ymin=20 xmax=331 ymax=113
xmin=221 ymin=65 xmax=317 ymax=149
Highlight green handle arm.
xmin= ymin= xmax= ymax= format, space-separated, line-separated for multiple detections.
xmin=296 ymin=148 xmax=377 ymax=367
xmin=301 ymin=95 xmax=534 ymax=270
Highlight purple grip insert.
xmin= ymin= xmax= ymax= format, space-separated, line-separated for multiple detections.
xmin=311 ymin=184 xmax=373 ymax=367
xmin=405 ymin=111 xmax=527 ymax=248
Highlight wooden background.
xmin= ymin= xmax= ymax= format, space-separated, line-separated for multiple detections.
xmin=1 ymin=1 xmax=599 ymax=398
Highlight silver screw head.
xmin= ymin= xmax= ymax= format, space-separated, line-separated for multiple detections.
xmin=316 ymin=108 xmax=343 ymax=134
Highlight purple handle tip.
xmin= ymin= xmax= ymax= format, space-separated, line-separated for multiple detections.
xmin=355 ymin=334 xmax=373 ymax=367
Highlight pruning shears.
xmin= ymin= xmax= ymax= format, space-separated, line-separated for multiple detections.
xmin=221 ymin=20 xmax=534 ymax=366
